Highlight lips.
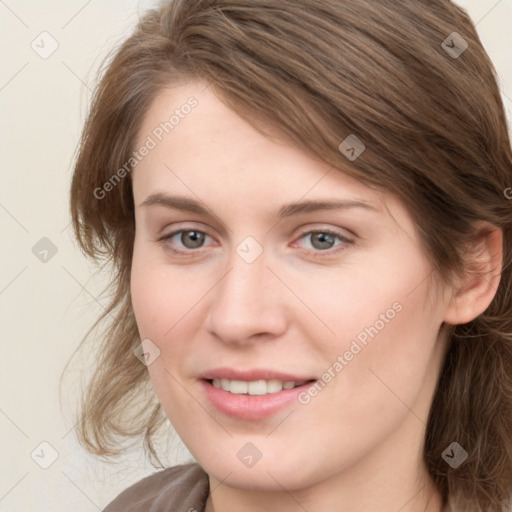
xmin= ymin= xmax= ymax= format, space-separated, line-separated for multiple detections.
xmin=199 ymin=367 xmax=318 ymax=419
xmin=199 ymin=367 xmax=316 ymax=382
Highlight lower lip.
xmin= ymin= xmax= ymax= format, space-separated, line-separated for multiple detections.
xmin=201 ymin=379 xmax=316 ymax=420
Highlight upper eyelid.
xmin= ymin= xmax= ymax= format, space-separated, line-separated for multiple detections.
xmin=160 ymin=224 xmax=352 ymax=237
xmin=159 ymin=220 xmax=354 ymax=237
xmin=294 ymin=226 xmax=353 ymax=240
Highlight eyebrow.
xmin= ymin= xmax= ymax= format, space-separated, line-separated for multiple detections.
xmin=139 ymin=193 xmax=379 ymax=220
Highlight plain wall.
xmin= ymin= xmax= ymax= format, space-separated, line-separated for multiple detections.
xmin=1 ymin=1 xmax=511 ymax=510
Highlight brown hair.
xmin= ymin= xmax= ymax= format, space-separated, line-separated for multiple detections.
xmin=64 ymin=0 xmax=512 ymax=510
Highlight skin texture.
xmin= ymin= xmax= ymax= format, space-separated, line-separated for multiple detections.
xmin=129 ymin=80 xmax=502 ymax=512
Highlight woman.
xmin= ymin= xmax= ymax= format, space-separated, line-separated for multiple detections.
xmin=66 ymin=0 xmax=512 ymax=510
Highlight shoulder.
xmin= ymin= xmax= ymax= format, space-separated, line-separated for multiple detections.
xmin=102 ymin=462 xmax=209 ymax=512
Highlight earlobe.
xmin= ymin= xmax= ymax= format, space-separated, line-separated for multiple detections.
xmin=443 ymin=223 xmax=503 ymax=326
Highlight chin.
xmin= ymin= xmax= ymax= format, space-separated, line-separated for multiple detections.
xmin=192 ymin=442 xmax=325 ymax=492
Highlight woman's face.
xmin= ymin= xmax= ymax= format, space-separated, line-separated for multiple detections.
xmin=130 ymin=80 xmax=451 ymax=493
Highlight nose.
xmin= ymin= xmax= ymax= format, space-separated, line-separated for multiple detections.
xmin=203 ymin=247 xmax=288 ymax=346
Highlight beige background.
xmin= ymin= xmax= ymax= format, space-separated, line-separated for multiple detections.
xmin=1 ymin=1 xmax=511 ymax=510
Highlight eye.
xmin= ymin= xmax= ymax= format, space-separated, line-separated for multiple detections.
xmin=158 ymin=227 xmax=354 ymax=258
xmin=293 ymin=229 xmax=354 ymax=257
xmin=158 ymin=229 xmax=215 ymax=255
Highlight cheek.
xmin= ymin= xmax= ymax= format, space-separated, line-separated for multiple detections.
xmin=331 ymin=282 xmax=441 ymax=431
xmin=130 ymin=262 xmax=164 ymax=337
xmin=290 ymin=256 xmax=425 ymax=355
xmin=130 ymin=245 xmax=201 ymax=338
xmin=130 ymin=255 xmax=196 ymax=414
xmin=314 ymin=249 xmax=441 ymax=409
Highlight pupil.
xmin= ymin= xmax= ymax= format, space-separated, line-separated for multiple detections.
xmin=312 ymin=233 xmax=334 ymax=250
xmin=183 ymin=231 xmax=204 ymax=249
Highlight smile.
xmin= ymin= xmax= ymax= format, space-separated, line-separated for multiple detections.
xmin=201 ymin=378 xmax=317 ymax=420
xmin=210 ymin=378 xmax=309 ymax=395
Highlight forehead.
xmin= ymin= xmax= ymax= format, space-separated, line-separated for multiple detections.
xmin=137 ymin=83 xmax=361 ymax=187
xmin=132 ymin=80 xmax=413 ymax=234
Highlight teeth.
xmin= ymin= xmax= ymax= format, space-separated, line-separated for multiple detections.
xmin=266 ymin=379 xmax=283 ymax=393
xmin=211 ymin=379 xmax=307 ymax=395
xmin=230 ymin=380 xmax=248 ymax=394
xmin=248 ymin=380 xmax=267 ymax=395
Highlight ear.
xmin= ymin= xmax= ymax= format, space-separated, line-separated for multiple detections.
xmin=443 ymin=222 xmax=503 ymax=326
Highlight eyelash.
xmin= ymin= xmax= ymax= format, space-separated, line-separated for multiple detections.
xmin=157 ymin=227 xmax=354 ymax=259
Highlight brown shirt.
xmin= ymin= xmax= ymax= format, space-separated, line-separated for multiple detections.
xmin=103 ymin=463 xmax=209 ymax=512
xmin=103 ymin=462 xmax=454 ymax=511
